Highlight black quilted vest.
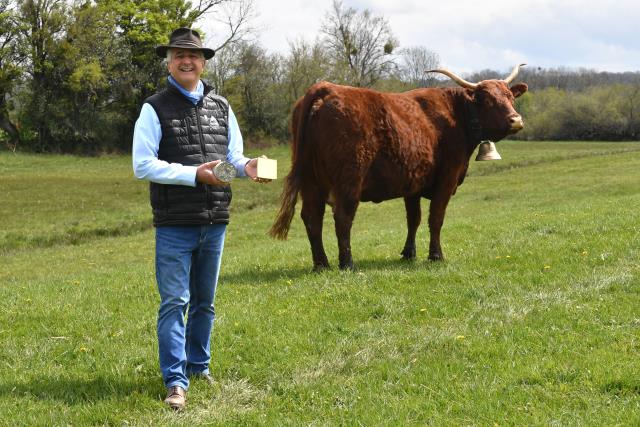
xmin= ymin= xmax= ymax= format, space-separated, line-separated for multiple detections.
xmin=145 ymin=82 xmax=232 ymax=226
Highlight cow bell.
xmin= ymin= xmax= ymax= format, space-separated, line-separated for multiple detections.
xmin=475 ymin=141 xmax=501 ymax=161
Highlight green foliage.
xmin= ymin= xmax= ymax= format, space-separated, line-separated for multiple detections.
xmin=7 ymin=0 xmax=230 ymax=153
xmin=0 ymin=1 xmax=25 ymax=91
xmin=515 ymin=84 xmax=640 ymax=141
xmin=372 ymin=76 xmax=415 ymax=93
xmin=87 ymin=0 xmax=198 ymax=149
xmin=212 ymin=42 xmax=292 ymax=143
xmin=283 ymin=39 xmax=332 ymax=102
xmin=0 ymin=0 xmax=26 ymax=146
xmin=67 ymin=60 xmax=107 ymax=94
xmin=1 ymin=142 xmax=640 ymax=424
xmin=49 ymin=5 xmax=124 ymax=152
xmin=12 ymin=0 xmax=68 ymax=151
xmin=2 ymin=0 xmax=640 ymax=153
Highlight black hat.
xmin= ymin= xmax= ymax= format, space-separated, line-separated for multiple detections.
xmin=155 ymin=27 xmax=215 ymax=60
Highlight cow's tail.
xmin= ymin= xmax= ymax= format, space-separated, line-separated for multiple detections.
xmin=269 ymin=83 xmax=330 ymax=240
xmin=269 ymin=170 xmax=299 ymax=240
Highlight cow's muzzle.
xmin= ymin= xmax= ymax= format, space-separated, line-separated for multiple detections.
xmin=509 ymin=115 xmax=524 ymax=132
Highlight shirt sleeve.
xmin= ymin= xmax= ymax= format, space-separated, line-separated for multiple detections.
xmin=132 ymin=103 xmax=198 ymax=186
xmin=227 ymin=106 xmax=251 ymax=177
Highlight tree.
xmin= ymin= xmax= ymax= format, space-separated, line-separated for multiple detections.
xmin=46 ymin=2 xmax=132 ymax=153
xmin=18 ymin=0 xmax=68 ymax=151
xmin=0 ymin=0 xmax=26 ymax=148
xmin=95 ymin=0 xmax=255 ymax=149
xmin=320 ymin=0 xmax=397 ymax=87
xmin=96 ymin=0 xmax=255 ymax=97
xmin=203 ymin=0 xmax=256 ymax=52
xmin=284 ymin=38 xmax=331 ymax=102
xmin=397 ymin=46 xmax=440 ymax=88
xmin=235 ymin=42 xmax=288 ymax=141
xmin=206 ymin=40 xmax=242 ymax=96
xmin=621 ymin=84 xmax=640 ymax=139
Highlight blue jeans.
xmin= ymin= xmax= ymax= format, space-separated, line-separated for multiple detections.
xmin=155 ymin=224 xmax=226 ymax=389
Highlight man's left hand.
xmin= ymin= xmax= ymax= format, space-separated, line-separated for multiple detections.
xmin=244 ymin=157 xmax=272 ymax=184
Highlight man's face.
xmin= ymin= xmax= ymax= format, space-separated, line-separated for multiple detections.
xmin=167 ymin=48 xmax=206 ymax=91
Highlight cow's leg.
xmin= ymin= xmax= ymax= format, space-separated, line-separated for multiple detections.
xmin=427 ymin=184 xmax=456 ymax=261
xmin=301 ymin=189 xmax=330 ymax=271
xmin=401 ymin=195 xmax=421 ymax=260
xmin=333 ymin=196 xmax=359 ymax=270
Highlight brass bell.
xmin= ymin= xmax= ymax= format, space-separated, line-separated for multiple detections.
xmin=475 ymin=141 xmax=501 ymax=161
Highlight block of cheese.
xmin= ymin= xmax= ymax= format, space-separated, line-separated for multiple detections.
xmin=257 ymin=157 xmax=277 ymax=180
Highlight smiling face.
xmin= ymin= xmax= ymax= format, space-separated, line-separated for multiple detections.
xmin=167 ymin=48 xmax=206 ymax=91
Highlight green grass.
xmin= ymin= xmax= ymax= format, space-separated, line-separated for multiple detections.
xmin=1 ymin=141 xmax=639 ymax=425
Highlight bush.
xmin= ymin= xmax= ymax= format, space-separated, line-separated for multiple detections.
xmin=514 ymin=84 xmax=640 ymax=141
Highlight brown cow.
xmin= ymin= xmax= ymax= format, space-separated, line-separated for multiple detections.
xmin=270 ymin=64 xmax=528 ymax=270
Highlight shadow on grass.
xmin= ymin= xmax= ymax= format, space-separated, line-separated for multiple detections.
xmin=0 ymin=375 xmax=165 ymax=405
xmin=355 ymin=257 xmax=447 ymax=272
xmin=222 ymin=264 xmax=314 ymax=286
xmin=223 ymin=256 xmax=444 ymax=286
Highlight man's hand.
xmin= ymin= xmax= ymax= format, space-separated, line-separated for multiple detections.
xmin=196 ymin=160 xmax=227 ymax=186
xmin=244 ymin=156 xmax=272 ymax=184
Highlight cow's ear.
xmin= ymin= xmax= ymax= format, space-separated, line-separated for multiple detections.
xmin=510 ymin=83 xmax=528 ymax=98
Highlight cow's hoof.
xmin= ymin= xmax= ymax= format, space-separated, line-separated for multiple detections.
xmin=428 ymin=253 xmax=444 ymax=262
xmin=312 ymin=263 xmax=330 ymax=272
xmin=339 ymin=262 xmax=354 ymax=271
xmin=401 ymin=248 xmax=416 ymax=261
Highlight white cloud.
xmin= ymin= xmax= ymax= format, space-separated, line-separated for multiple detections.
xmin=226 ymin=0 xmax=640 ymax=72
xmin=252 ymin=1 xmax=326 ymax=51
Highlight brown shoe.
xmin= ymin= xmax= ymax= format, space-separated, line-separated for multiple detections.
xmin=164 ymin=386 xmax=186 ymax=411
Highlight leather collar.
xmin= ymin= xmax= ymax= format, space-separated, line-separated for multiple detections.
xmin=466 ymin=101 xmax=483 ymax=143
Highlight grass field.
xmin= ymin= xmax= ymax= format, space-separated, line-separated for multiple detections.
xmin=1 ymin=141 xmax=639 ymax=425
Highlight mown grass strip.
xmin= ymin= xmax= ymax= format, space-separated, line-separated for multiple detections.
xmin=2 ymin=142 xmax=637 ymax=254
xmin=468 ymin=145 xmax=640 ymax=176
xmin=0 ymin=219 xmax=152 ymax=254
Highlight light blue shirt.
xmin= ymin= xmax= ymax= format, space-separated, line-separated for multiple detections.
xmin=132 ymin=76 xmax=250 ymax=186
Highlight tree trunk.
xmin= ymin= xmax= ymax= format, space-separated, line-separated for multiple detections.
xmin=0 ymin=110 xmax=21 ymax=149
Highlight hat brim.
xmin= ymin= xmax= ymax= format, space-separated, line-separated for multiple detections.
xmin=156 ymin=45 xmax=215 ymax=60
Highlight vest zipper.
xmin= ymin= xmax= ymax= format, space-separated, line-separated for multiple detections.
xmin=163 ymin=186 xmax=169 ymax=212
xmin=195 ymin=105 xmax=213 ymax=210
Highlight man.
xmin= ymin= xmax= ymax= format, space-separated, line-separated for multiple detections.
xmin=132 ymin=27 xmax=269 ymax=411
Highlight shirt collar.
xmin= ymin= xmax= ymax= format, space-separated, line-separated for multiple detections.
xmin=168 ymin=76 xmax=204 ymax=104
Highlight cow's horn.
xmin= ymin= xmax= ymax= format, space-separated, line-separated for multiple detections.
xmin=503 ymin=63 xmax=526 ymax=84
xmin=426 ymin=68 xmax=478 ymax=89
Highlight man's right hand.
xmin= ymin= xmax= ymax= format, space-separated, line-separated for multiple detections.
xmin=196 ymin=160 xmax=227 ymax=186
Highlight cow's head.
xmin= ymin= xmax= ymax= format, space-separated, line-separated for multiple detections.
xmin=428 ymin=64 xmax=528 ymax=142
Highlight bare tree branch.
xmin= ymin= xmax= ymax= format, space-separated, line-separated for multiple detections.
xmin=397 ymin=46 xmax=440 ymax=87
xmin=197 ymin=0 xmax=255 ymax=52
xmin=320 ymin=0 xmax=397 ymax=87
xmin=191 ymin=0 xmax=226 ymax=18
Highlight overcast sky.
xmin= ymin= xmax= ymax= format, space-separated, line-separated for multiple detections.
xmin=238 ymin=0 xmax=639 ymax=74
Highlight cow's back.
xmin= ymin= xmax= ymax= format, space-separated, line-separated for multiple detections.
xmin=296 ymin=82 xmax=451 ymax=201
